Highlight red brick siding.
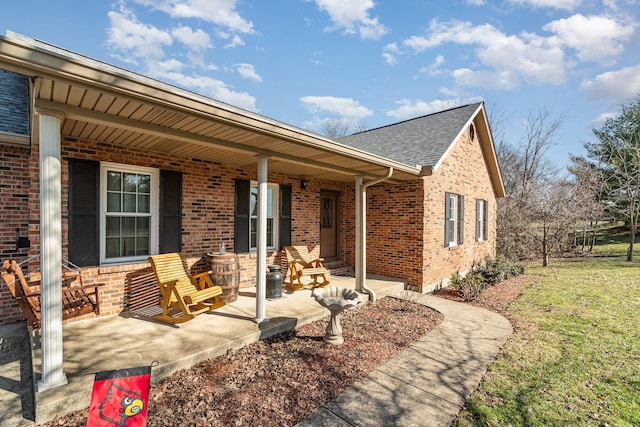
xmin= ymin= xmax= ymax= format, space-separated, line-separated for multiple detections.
xmin=0 ymin=145 xmax=31 ymax=323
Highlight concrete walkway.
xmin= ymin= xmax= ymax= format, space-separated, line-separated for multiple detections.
xmin=0 ymin=284 xmax=512 ymax=427
xmin=296 ymin=295 xmax=513 ymax=427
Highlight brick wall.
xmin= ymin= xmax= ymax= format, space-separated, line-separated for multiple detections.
xmin=0 ymin=145 xmax=31 ymax=323
xmin=1 ymin=137 xmax=351 ymax=324
xmin=363 ymin=122 xmax=497 ymax=291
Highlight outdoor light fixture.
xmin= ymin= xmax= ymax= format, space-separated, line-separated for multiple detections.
xmin=301 ymin=179 xmax=309 ymax=190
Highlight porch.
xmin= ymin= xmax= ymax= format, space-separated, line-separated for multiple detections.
xmin=25 ymin=275 xmax=403 ymax=424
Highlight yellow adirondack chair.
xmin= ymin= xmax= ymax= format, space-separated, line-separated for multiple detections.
xmin=284 ymin=246 xmax=330 ymax=291
xmin=148 ymin=253 xmax=225 ymax=324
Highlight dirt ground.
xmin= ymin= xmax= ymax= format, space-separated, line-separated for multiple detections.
xmin=41 ymin=275 xmax=533 ymax=426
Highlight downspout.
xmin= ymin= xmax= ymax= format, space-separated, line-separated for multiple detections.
xmin=355 ymin=167 xmax=393 ymax=302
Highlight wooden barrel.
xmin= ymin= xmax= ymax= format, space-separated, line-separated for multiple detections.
xmin=207 ymin=253 xmax=240 ymax=303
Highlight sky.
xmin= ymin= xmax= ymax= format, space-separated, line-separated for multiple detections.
xmin=2 ymin=0 xmax=639 ymax=167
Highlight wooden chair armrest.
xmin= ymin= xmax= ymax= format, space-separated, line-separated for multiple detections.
xmin=17 ymin=292 xmax=41 ymax=299
xmin=193 ymin=271 xmax=214 ymax=290
xmin=64 ymin=283 xmax=104 ymax=293
xmin=192 ymin=271 xmax=212 ymax=280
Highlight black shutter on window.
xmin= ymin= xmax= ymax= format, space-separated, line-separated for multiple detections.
xmin=459 ymin=195 xmax=465 ymax=245
xmin=279 ymin=185 xmax=292 ymax=249
xmin=234 ymin=179 xmax=250 ymax=253
xmin=444 ymin=192 xmax=451 ymax=247
xmin=159 ymin=170 xmax=182 ymax=253
xmin=68 ymin=159 xmax=99 ymax=267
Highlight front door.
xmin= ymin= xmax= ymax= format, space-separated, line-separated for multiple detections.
xmin=320 ymin=191 xmax=339 ymax=259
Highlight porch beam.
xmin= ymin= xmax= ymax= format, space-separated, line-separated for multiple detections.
xmin=36 ymin=100 xmax=418 ymax=180
xmin=255 ymin=155 xmax=269 ymax=324
xmin=36 ymin=109 xmax=68 ymax=392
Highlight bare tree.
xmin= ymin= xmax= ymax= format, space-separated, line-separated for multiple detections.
xmin=319 ymin=118 xmax=368 ymax=139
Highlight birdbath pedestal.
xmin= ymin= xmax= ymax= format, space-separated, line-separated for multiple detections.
xmin=312 ymin=285 xmax=363 ymax=345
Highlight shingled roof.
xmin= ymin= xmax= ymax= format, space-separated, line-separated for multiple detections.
xmin=338 ymin=102 xmax=483 ymax=170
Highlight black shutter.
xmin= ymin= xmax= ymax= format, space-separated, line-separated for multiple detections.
xmin=459 ymin=195 xmax=465 ymax=245
xmin=68 ymin=159 xmax=99 ymax=266
xmin=476 ymin=199 xmax=481 ymax=242
xmin=280 ymin=185 xmax=292 ymax=249
xmin=234 ymin=179 xmax=250 ymax=253
xmin=444 ymin=192 xmax=451 ymax=247
xmin=159 ymin=170 xmax=182 ymax=253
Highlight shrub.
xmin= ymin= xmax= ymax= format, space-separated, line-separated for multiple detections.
xmin=450 ymin=272 xmax=488 ymax=301
xmin=476 ymin=257 xmax=525 ymax=285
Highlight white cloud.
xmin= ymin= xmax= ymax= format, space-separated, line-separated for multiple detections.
xmin=382 ymin=43 xmax=401 ymax=65
xmin=507 ymin=0 xmax=583 ymax=11
xmin=300 ymin=96 xmax=373 ymax=119
xmin=591 ymin=111 xmax=618 ymax=127
xmin=581 ymin=65 xmax=640 ymax=102
xmin=171 ymin=25 xmax=213 ymax=52
xmin=152 ymin=71 xmax=257 ymax=110
xmin=419 ymin=55 xmax=445 ymax=76
xmin=313 ymin=0 xmax=389 ymax=40
xmin=543 ymin=14 xmax=634 ymax=63
xmin=403 ymin=19 xmax=566 ymax=89
xmin=386 ymin=97 xmax=482 ymax=120
xmin=234 ymin=63 xmax=262 ymax=83
xmin=466 ymin=0 xmax=486 ymax=5
xmin=133 ymin=0 xmax=254 ymax=34
xmin=224 ymin=34 xmax=245 ymax=48
xmin=106 ymin=7 xmax=173 ymax=62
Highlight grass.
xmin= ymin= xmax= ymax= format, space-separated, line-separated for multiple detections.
xmin=456 ymin=231 xmax=640 ymax=426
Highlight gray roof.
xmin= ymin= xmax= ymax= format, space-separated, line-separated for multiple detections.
xmin=0 ymin=69 xmax=30 ymax=136
xmin=338 ymin=102 xmax=482 ymax=169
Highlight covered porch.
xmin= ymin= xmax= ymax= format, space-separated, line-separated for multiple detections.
xmin=18 ymin=275 xmax=404 ymax=424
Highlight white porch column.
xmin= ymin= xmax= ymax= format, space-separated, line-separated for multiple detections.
xmin=255 ymin=155 xmax=269 ymax=323
xmin=355 ymin=176 xmax=366 ymax=294
xmin=37 ymin=110 xmax=67 ymax=391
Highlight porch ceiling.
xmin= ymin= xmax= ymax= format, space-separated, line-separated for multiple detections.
xmin=1 ymin=32 xmax=421 ymax=183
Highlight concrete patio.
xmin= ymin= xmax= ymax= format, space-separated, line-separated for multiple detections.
xmin=5 ymin=275 xmax=404 ymax=425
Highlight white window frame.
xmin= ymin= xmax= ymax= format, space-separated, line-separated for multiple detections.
xmin=100 ymin=162 xmax=159 ymax=264
xmin=448 ymin=193 xmax=458 ymax=247
xmin=477 ymin=199 xmax=487 ymax=241
xmin=249 ymin=182 xmax=279 ymax=251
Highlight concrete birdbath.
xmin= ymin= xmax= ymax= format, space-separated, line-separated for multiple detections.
xmin=312 ymin=285 xmax=363 ymax=345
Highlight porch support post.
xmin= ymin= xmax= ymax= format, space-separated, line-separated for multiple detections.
xmin=355 ymin=176 xmax=366 ymax=295
xmin=255 ymin=155 xmax=269 ymax=324
xmin=37 ymin=110 xmax=68 ymax=392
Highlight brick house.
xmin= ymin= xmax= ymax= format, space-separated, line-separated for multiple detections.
xmin=0 ymin=32 xmax=503 ymax=389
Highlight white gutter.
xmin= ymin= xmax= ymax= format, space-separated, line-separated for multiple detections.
xmin=355 ymin=167 xmax=394 ymax=302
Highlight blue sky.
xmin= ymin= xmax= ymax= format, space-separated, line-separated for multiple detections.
xmin=2 ymin=0 xmax=639 ymax=166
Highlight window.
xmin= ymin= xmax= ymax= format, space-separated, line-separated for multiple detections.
xmin=100 ymin=162 xmax=159 ymax=263
xmin=249 ymin=182 xmax=279 ymax=250
xmin=445 ymin=192 xmax=464 ymax=247
xmin=476 ymin=199 xmax=489 ymax=241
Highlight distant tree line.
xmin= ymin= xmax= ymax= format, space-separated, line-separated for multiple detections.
xmin=495 ymin=95 xmax=640 ymax=265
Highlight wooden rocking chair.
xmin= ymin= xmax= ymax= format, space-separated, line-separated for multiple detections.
xmin=284 ymin=246 xmax=330 ymax=291
xmin=1 ymin=259 xmax=103 ymax=330
xmin=148 ymin=253 xmax=226 ymax=325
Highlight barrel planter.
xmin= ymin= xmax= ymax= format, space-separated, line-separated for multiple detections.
xmin=207 ymin=253 xmax=241 ymax=303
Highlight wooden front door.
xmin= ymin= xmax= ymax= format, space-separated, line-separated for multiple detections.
xmin=320 ymin=191 xmax=339 ymax=259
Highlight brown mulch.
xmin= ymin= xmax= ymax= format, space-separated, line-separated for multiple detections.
xmin=41 ymin=275 xmax=533 ymax=427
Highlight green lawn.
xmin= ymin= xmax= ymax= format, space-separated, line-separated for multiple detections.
xmin=456 ymin=250 xmax=640 ymax=425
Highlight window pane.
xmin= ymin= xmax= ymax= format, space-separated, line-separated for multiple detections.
xmin=123 ymin=173 xmax=138 ymax=193
xmin=106 ymin=237 xmax=120 ymax=258
xmin=137 ymin=217 xmax=150 ymax=236
xmin=122 ymin=217 xmax=136 ymax=236
xmin=250 ymin=218 xmax=257 ymax=249
xmin=107 ymin=192 xmax=121 ymax=212
xmin=123 ymin=194 xmax=137 ymax=213
xmin=123 ymin=237 xmax=136 ymax=257
xmin=138 ymin=194 xmax=150 ymax=213
xmin=136 ymin=237 xmax=149 ymax=255
xmin=250 ymin=187 xmax=258 ymax=216
xmin=267 ymin=218 xmax=274 ymax=246
xmin=107 ymin=171 xmax=121 ymax=191
xmin=138 ymin=175 xmax=150 ymax=194
xmin=106 ymin=217 xmax=120 ymax=237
